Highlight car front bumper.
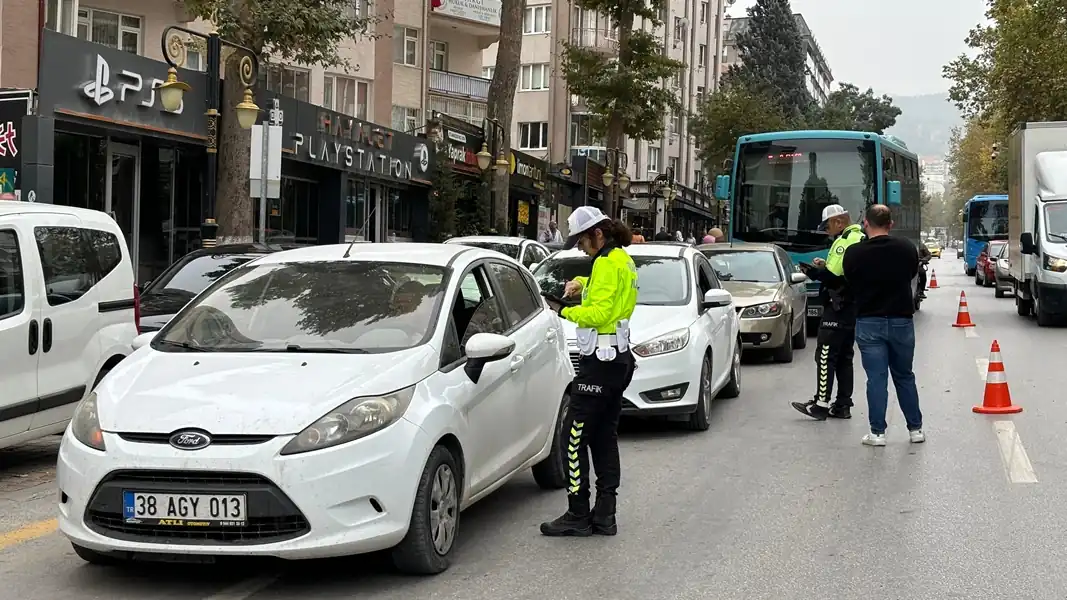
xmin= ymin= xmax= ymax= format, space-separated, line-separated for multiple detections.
xmin=738 ymin=313 xmax=790 ymax=349
xmin=57 ymin=419 xmax=433 ymax=560
xmin=569 ymin=345 xmax=703 ymax=417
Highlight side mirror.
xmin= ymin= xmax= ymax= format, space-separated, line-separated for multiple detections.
xmin=702 ymin=288 xmax=733 ymax=308
xmin=886 ymin=181 xmax=902 ymax=205
xmin=132 ymin=331 xmax=157 ymax=351
xmin=1020 ymin=232 xmax=1036 ymax=255
xmin=713 ymin=175 xmax=731 ymax=201
xmin=463 ymin=332 xmax=515 ymax=383
xmin=789 ymin=272 xmax=808 ymax=284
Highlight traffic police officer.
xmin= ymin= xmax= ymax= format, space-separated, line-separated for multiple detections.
xmin=792 ymin=204 xmax=864 ymax=420
xmin=541 ymin=206 xmax=638 ymax=537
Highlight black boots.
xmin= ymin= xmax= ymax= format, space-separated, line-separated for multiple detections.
xmin=591 ymin=494 xmax=617 ymax=535
xmin=540 ymin=496 xmax=592 ymax=537
xmin=791 ymin=401 xmax=829 ymax=420
xmin=828 ymin=405 xmax=852 ymax=419
xmin=540 ymin=494 xmax=618 ymax=537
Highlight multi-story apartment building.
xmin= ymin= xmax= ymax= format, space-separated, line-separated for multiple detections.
xmin=482 ymin=0 xmax=730 ymax=235
xmin=921 ymin=157 xmax=948 ymax=196
xmin=720 ymin=12 xmax=832 ymax=105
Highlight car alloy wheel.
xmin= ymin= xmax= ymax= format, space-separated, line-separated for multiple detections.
xmin=732 ymin=343 xmax=741 ymax=388
xmin=429 ymin=464 xmax=458 ymax=555
xmin=701 ymin=356 xmax=713 ymax=415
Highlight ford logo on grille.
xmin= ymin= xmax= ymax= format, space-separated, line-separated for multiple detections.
xmin=169 ymin=430 xmax=212 ymax=450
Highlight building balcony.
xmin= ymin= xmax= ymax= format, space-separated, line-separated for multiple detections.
xmin=429 ymin=69 xmax=491 ymax=102
xmin=571 ymin=28 xmax=619 ymax=54
xmin=429 ymin=94 xmax=487 ymax=127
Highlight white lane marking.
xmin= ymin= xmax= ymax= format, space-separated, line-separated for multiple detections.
xmin=203 ymin=576 xmax=279 ymax=600
xmin=976 ymin=358 xmax=989 ymax=381
xmin=993 ymin=421 xmax=1038 ymax=483
xmin=964 ymin=327 xmax=979 ymax=339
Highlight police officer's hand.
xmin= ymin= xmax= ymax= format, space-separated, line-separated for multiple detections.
xmin=564 ymin=280 xmax=583 ymax=298
xmin=812 ymin=257 xmax=826 ymax=268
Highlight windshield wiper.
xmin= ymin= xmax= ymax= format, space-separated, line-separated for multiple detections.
xmin=255 ymin=344 xmax=371 ymax=354
xmin=1048 ymin=233 xmax=1067 ymax=243
xmin=154 ymin=339 xmax=209 ymax=352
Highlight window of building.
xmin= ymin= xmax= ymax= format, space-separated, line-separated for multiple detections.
xmin=647 ymin=147 xmax=661 ymax=173
xmin=345 ymin=179 xmax=369 ymax=241
xmin=700 ymin=1 xmax=708 ymax=23
xmin=519 ymin=122 xmax=549 ymax=150
xmin=77 ymin=8 xmax=141 ymax=54
xmin=569 ymin=114 xmax=603 ymax=147
xmin=673 ymin=16 xmax=684 ymax=44
xmin=324 ymin=74 xmax=369 ymax=119
xmin=258 ymin=65 xmax=311 ymax=102
xmin=694 ymin=170 xmax=703 ymax=190
xmin=520 ymin=64 xmax=550 ymax=91
xmin=696 ymin=85 xmax=705 ymax=101
xmin=671 ymin=111 xmax=681 ymax=135
xmin=429 ymin=41 xmax=448 ymax=71
xmin=394 ymin=26 xmax=420 ymax=67
xmin=482 ymin=66 xmax=495 ymax=79
xmin=185 ymin=46 xmax=204 ymax=71
xmin=698 ymin=44 xmax=707 ymax=68
xmin=669 ymin=157 xmax=679 ymax=176
xmin=392 ymin=106 xmax=421 ymax=132
xmin=672 ymin=68 xmax=683 ymax=88
xmin=45 ymin=0 xmax=77 ymax=36
xmin=387 ymin=188 xmax=413 ymax=240
xmin=345 ymin=0 xmax=370 ymax=18
xmin=524 ymin=5 xmax=551 ymax=34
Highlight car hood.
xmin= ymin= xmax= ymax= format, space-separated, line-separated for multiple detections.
xmin=559 ymin=304 xmax=694 ymax=345
xmin=720 ymin=281 xmax=781 ymax=308
xmin=96 ymin=345 xmax=440 ymax=434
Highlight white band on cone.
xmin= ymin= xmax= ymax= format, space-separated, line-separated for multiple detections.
xmin=986 ymin=371 xmax=1008 ymax=384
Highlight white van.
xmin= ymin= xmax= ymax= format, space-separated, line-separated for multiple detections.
xmin=0 ymin=203 xmax=138 ymax=449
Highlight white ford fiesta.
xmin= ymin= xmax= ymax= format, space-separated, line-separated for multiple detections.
xmin=57 ymin=243 xmax=574 ymax=574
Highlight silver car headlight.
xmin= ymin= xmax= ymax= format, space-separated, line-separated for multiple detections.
xmin=70 ymin=392 xmax=106 ymax=451
xmin=280 ymin=386 xmax=416 ymax=455
xmin=632 ymin=328 xmax=690 ymax=358
xmin=740 ymin=301 xmax=783 ymax=319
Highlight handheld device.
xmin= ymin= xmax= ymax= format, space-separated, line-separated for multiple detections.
xmin=798 ymin=261 xmax=814 ymax=271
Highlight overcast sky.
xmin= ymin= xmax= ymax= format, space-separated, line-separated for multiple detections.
xmin=727 ymin=0 xmax=989 ymax=97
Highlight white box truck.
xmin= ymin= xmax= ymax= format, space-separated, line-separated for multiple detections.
xmin=1007 ymin=121 xmax=1067 ymax=325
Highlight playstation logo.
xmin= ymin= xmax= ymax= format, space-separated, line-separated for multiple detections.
xmin=82 ymin=55 xmax=114 ymax=106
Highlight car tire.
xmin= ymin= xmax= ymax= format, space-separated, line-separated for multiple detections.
xmin=391 ymin=445 xmax=461 ymax=575
xmin=772 ymin=319 xmax=794 ymax=363
xmin=793 ymin=313 xmax=808 ymax=349
xmin=994 ymin=280 xmax=1006 ymax=298
xmin=531 ymin=394 xmax=569 ymax=490
xmin=975 ymin=272 xmax=982 ymax=285
xmin=1016 ymin=286 xmax=1033 ymax=316
xmin=71 ymin=543 xmax=118 ymax=566
xmin=686 ymin=353 xmax=713 ymax=431
xmin=717 ymin=339 xmax=742 ymax=399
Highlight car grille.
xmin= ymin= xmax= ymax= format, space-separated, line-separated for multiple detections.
xmin=117 ymin=433 xmax=275 ymax=445
xmin=85 ymin=470 xmax=310 ymax=545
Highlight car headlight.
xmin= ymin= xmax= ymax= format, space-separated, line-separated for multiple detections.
xmin=280 ymin=386 xmax=415 ymax=455
xmin=740 ymin=301 xmax=783 ymax=319
xmin=1043 ymin=253 xmax=1067 ymax=273
xmin=632 ymin=328 xmax=689 ymax=358
xmin=70 ymin=392 xmax=106 ymax=451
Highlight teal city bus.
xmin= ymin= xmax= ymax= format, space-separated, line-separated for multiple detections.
xmin=712 ymin=130 xmax=923 ymax=329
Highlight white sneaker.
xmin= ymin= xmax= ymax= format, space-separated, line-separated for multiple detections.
xmin=909 ymin=429 xmax=926 ymax=444
xmin=862 ymin=433 xmax=887 ymax=446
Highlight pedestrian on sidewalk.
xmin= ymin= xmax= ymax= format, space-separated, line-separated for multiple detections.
xmin=792 ymin=204 xmax=864 ymax=421
xmin=842 ymin=204 xmax=924 ymax=446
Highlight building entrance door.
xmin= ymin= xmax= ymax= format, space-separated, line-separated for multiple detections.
xmin=105 ymin=140 xmax=141 ymax=277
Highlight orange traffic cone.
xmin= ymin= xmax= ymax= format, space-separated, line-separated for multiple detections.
xmin=929 ymin=270 xmax=939 ymax=288
xmin=952 ymin=291 xmax=976 ymax=327
xmin=974 ymin=340 xmax=1022 ymax=414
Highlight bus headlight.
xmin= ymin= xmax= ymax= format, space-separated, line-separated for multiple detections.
xmin=1043 ymin=253 xmax=1067 ymax=273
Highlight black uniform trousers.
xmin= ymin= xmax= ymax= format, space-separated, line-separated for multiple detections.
xmin=813 ymin=326 xmax=855 ymax=408
xmin=565 ymin=351 xmax=636 ymax=500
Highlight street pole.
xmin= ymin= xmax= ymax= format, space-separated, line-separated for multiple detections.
xmin=202 ymin=30 xmax=222 ymax=247
xmin=258 ymin=112 xmax=269 ymax=244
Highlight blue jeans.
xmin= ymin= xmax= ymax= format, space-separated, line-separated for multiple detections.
xmin=855 ymin=317 xmax=923 ymax=434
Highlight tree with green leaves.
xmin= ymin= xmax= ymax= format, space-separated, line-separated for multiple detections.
xmin=690 ymin=84 xmax=791 ymax=175
xmin=722 ymin=0 xmax=810 ymax=119
xmin=561 ymin=0 xmax=685 ymax=217
xmin=454 ymin=176 xmax=492 ymax=236
xmin=180 ymin=0 xmax=379 ymax=243
xmin=427 ymin=148 xmax=459 ymax=242
xmin=945 ymin=118 xmax=1005 ymax=220
xmin=813 ymin=83 xmax=902 ymax=134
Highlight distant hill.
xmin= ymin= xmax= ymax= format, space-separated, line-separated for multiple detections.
xmin=883 ymin=93 xmax=963 ymax=159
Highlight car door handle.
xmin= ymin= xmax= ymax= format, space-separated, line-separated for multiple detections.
xmin=42 ymin=318 xmax=53 ymax=353
xmin=28 ymin=319 xmax=38 ymax=355
xmin=545 ymin=328 xmax=557 ymax=342
xmin=510 ymin=356 xmax=525 ymax=372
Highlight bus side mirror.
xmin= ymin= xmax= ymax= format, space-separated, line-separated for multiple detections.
xmin=1021 ymin=232 xmax=1036 ymax=255
xmin=886 ymin=181 xmax=902 ymax=205
xmin=714 ymin=175 xmax=731 ymax=201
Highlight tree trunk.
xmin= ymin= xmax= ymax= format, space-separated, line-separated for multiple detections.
xmin=486 ymin=0 xmax=525 ymax=234
xmin=216 ymin=50 xmax=255 ymax=244
xmin=604 ymin=13 xmax=635 ymax=219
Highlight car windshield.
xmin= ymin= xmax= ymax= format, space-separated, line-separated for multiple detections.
xmin=450 ymin=240 xmax=520 ymax=259
xmin=147 ymin=253 xmax=259 ymax=299
xmin=154 ymin=261 xmax=448 ymax=353
xmin=533 ymin=256 xmax=690 ymax=305
xmin=702 ymin=251 xmax=782 ymax=282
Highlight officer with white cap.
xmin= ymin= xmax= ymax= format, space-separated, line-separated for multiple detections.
xmin=792 ymin=204 xmax=865 ymax=421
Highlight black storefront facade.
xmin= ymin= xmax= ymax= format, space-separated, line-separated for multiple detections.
xmin=256 ymin=92 xmax=435 ymax=244
xmin=507 ymin=149 xmax=548 ymax=239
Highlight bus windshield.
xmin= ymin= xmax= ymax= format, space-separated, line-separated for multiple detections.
xmin=967 ymin=200 xmax=1008 ymax=241
xmin=731 ymin=138 xmax=877 ymax=253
